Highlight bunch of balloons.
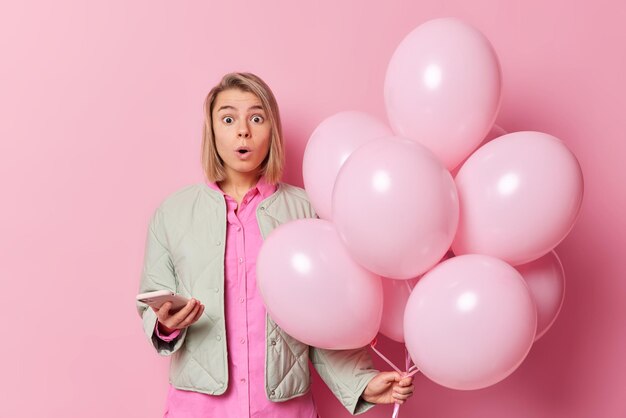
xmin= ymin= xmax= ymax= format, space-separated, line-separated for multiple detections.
xmin=257 ymin=17 xmax=583 ymax=391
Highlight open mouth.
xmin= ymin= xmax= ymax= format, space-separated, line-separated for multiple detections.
xmin=236 ymin=147 xmax=251 ymax=154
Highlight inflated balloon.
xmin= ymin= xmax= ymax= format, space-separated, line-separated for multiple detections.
xmin=257 ymin=219 xmax=383 ymax=349
xmin=333 ymin=137 xmax=459 ymax=279
xmin=404 ymin=254 xmax=537 ymax=390
xmin=380 ymin=277 xmax=419 ymax=343
xmin=380 ymin=250 xmax=455 ymax=342
xmin=303 ymin=111 xmax=392 ymax=220
xmin=515 ymin=251 xmax=566 ymax=341
xmin=452 ymin=131 xmax=584 ymax=266
xmin=451 ymin=124 xmax=506 ymax=177
xmin=385 ymin=17 xmax=502 ymax=170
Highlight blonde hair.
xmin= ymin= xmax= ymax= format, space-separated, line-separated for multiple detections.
xmin=201 ymin=72 xmax=284 ymax=184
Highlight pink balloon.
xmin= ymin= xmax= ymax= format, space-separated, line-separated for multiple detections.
xmin=452 ymin=131 xmax=584 ymax=265
xmin=450 ymin=124 xmax=506 ymax=177
xmin=380 ymin=277 xmax=419 ymax=343
xmin=380 ymin=249 xmax=457 ymax=342
xmin=404 ymin=254 xmax=537 ymax=390
xmin=515 ymin=251 xmax=566 ymax=341
xmin=333 ymin=137 xmax=459 ymax=280
xmin=385 ymin=18 xmax=502 ymax=170
xmin=257 ymin=219 xmax=383 ymax=349
xmin=303 ymin=111 xmax=393 ymax=220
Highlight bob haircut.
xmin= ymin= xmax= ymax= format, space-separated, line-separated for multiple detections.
xmin=201 ymin=72 xmax=284 ymax=184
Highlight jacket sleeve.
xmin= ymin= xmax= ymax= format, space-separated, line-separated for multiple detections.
xmin=136 ymin=207 xmax=188 ymax=355
xmin=310 ymin=346 xmax=379 ymax=415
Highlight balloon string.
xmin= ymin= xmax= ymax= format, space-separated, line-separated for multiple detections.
xmin=370 ymin=338 xmax=402 ymax=374
xmin=392 ymin=403 xmax=400 ymax=418
xmin=400 ymin=349 xmax=419 ymax=378
xmin=370 ymin=340 xmax=419 ymax=418
xmin=405 ymin=280 xmax=413 ymax=293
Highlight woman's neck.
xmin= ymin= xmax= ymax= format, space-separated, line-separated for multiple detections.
xmin=219 ymin=171 xmax=260 ymax=203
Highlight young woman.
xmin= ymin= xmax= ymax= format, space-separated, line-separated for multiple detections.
xmin=136 ymin=72 xmax=414 ymax=417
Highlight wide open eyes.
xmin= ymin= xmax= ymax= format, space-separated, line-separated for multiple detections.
xmin=251 ymin=115 xmax=264 ymax=124
xmin=221 ymin=114 xmax=264 ymax=124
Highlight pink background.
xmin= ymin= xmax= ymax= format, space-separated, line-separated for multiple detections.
xmin=1 ymin=0 xmax=624 ymax=417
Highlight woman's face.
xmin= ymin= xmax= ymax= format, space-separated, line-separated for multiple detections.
xmin=212 ymin=88 xmax=272 ymax=180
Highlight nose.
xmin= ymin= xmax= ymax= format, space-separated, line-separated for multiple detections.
xmin=237 ymin=121 xmax=250 ymax=138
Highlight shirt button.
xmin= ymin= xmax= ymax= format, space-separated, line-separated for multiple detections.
xmin=239 ymin=298 xmax=245 ymax=303
xmin=270 ymin=390 xmax=275 ymax=396
xmin=240 ymin=378 xmax=246 ymax=384
xmin=215 ymin=240 xmax=221 ymax=246
xmin=214 ymin=288 xmax=219 ymax=293
xmin=238 ymin=257 xmax=244 ymax=264
xmin=236 ymin=226 xmax=241 ymax=232
xmin=240 ymin=338 xmax=246 ymax=344
xmin=216 ymin=335 xmax=221 ymax=341
xmin=260 ymin=207 xmax=265 ymax=211
xmin=271 ymin=340 xmax=276 ymax=346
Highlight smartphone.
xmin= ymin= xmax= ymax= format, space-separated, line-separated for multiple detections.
xmin=136 ymin=289 xmax=190 ymax=313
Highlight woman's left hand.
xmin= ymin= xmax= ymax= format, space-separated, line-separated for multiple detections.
xmin=361 ymin=371 xmax=415 ymax=405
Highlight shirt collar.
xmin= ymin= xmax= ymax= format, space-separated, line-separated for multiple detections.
xmin=255 ymin=175 xmax=277 ymax=199
xmin=206 ymin=175 xmax=277 ymax=199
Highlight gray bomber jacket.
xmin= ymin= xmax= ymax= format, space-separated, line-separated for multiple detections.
xmin=136 ymin=182 xmax=379 ymax=415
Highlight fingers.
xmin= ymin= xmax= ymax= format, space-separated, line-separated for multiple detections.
xmin=158 ymin=299 xmax=205 ymax=330
xmin=174 ymin=299 xmax=203 ymax=324
xmin=392 ymin=382 xmax=415 ymax=404
xmin=393 ymin=395 xmax=411 ymax=403
xmin=157 ymin=301 xmax=173 ymax=319
xmin=176 ymin=304 xmax=201 ymax=328
xmin=171 ymin=299 xmax=197 ymax=321
xmin=393 ymin=384 xmax=414 ymax=396
xmin=381 ymin=371 xmax=402 ymax=383
xmin=192 ymin=303 xmax=205 ymax=323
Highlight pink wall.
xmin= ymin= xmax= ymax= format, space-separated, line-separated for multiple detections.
xmin=1 ymin=0 xmax=624 ymax=417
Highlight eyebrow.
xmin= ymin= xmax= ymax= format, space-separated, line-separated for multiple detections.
xmin=216 ymin=105 xmax=264 ymax=112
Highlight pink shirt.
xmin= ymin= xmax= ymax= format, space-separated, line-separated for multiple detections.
xmin=155 ymin=177 xmax=318 ymax=418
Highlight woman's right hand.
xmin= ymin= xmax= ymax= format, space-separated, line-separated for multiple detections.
xmin=152 ymin=298 xmax=205 ymax=334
